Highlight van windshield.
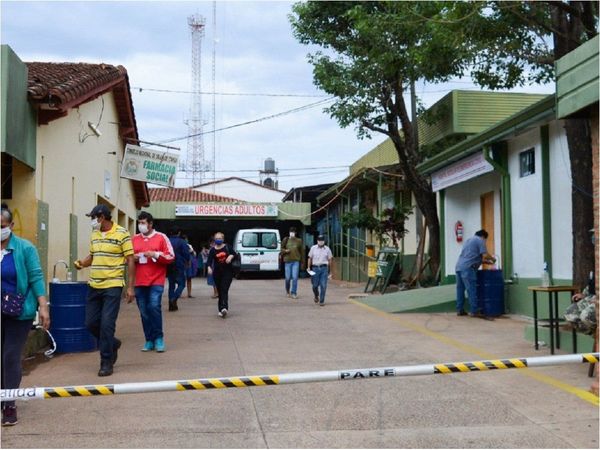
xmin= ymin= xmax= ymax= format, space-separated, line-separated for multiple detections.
xmin=241 ymin=232 xmax=278 ymax=249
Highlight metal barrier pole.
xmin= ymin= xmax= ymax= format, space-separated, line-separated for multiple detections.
xmin=2 ymin=353 xmax=597 ymax=402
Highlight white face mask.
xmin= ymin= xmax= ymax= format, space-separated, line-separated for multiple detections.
xmin=1 ymin=226 xmax=11 ymax=242
xmin=91 ymin=218 xmax=101 ymax=231
xmin=317 ymin=240 xmax=325 ymax=247
xmin=289 ymin=232 xmax=296 ymax=238
xmin=138 ymin=224 xmax=149 ymax=235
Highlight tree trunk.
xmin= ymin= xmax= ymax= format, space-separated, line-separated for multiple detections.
xmin=564 ymin=117 xmax=594 ymax=289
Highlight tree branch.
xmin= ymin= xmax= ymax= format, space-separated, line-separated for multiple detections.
xmin=361 ymin=120 xmax=391 ymax=137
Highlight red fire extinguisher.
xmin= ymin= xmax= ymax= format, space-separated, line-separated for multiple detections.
xmin=455 ymin=221 xmax=464 ymax=243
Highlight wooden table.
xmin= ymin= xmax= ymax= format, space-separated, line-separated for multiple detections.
xmin=527 ymin=285 xmax=578 ymax=355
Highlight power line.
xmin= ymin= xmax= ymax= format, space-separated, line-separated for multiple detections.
xmin=158 ymin=97 xmax=335 ymax=144
xmin=132 ymin=86 xmax=329 ymax=98
xmin=195 ymin=165 xmax=350 ymax=173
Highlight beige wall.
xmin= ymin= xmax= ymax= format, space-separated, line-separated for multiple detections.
xmin=34 ymin=92 xmax=139 ymax=281
xmin=4 ymin=159 xmax=37 ymax=244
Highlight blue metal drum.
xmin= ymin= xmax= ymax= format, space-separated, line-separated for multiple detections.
xmin=477 ymin=270 xmax=505 ymax=316
xmin=49 ymin=282 xmax=97 ymax=352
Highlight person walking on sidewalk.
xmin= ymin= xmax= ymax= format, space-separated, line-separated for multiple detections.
xmin=281 ymin=226 xmax=304 ymax=299
xmin=74 ymin=204 xmax=135 ymax=377
xmin=206 ymin=237 xmax=218 ymax=298
xmin=207 ymin=232 xmax=237 ymax=318
xmin=455 ymin=229 xmax=496 ymax=320
xmin=167 ymin=228 xmax=190 ymax=311
xmin=132 ymin=212 xmax=174 ymax=353
xmin=182 ymin=235 xmax=197 ymax=298
xmin=308 ymin=235 xmax=333 ymax=306
xmin=1 ymin=204 xmax=50 ymax=426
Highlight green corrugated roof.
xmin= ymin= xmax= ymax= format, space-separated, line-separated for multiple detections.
xmin=351 ymin=91 xmax=547 ymax=174
xmin=417 ymin=95 xmax=555 ymax=174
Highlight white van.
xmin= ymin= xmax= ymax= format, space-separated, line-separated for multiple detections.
xmin=233 ymin=228 xmax=281 ymax=273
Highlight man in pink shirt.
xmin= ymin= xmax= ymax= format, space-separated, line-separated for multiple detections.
xmin=132 ymin=212 xmax=175 ymax=352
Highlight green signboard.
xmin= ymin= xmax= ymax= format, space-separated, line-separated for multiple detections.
xmin=364 ymin=248 xmax=400 ymax=294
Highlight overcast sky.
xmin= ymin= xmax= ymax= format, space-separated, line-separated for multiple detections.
xmin=1 ymin=1 xmax=554 ymax=192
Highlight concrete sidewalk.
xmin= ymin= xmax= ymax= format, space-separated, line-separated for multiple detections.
xmin=2 ymin=277 xmax=598 ymax=448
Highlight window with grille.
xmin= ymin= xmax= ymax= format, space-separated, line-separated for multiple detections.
xmin=519 ymin=148 xmax=535 ymax=177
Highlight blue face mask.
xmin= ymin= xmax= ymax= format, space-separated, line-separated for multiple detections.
xmin=214 ymin=239 xmax=224 ymax=245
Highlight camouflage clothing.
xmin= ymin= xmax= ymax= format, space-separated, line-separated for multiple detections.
xmin=564 ymin=288 xmax=597 ymax=335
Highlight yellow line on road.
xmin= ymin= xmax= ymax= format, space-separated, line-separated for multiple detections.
xmin=348 ymin=299 xmax=599 ymax=406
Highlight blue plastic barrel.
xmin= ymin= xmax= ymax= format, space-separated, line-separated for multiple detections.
xmin=476 ymin=270 xmax=505 ymax=316
xmin=49 ymin=282 xmax=97 ymax=353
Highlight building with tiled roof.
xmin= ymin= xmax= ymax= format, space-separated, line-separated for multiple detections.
xmin=149 ymin=188 xmax=240 ymax=203
xmin=190 ymin=177 xmax=286 ymax=203
xmin=1 ymin=44 xmax=148 ymax=279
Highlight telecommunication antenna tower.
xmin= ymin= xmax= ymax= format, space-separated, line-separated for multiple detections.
xmin=185 ymin=14 xmax=208 ymax=185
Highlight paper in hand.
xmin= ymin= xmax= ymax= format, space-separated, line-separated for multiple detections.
xmin=307 ymin=269 xmax=316 ymax=276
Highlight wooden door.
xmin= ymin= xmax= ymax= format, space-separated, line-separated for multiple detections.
xmin=480 ymin=192 xmax=495 ymax=270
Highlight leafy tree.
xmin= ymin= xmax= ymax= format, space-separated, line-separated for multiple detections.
xmin=454 ymin=1 xmax=598 ymax=289
xmin=341 ymin=206 xmax=413 ymax=249
xmin=290 ymin=1 xmax=476 ymax=279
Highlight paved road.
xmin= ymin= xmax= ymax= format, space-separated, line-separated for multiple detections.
xmin=2 ymin=277 xmax=598 ymax=448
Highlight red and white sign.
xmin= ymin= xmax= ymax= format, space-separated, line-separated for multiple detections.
xmin=175 ymin=203 xmax=278 ymax=217
xmin=431 ymin=152 xmax=494 ymax=192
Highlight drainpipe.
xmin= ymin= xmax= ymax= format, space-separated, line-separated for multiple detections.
xmin=540 ymin=125 xmax=553 ymax=283
xmin=483 ymin=145 xmax=513 ymax=280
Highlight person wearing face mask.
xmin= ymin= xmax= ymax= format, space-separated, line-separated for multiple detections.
xmin=132 ymin=212 xmax=175 ymax=352
xmin=74 ymin=204 xmax=136 ymax=377
xmin=1 ymin=203 xmax=50 ymax=426
xmin=280 ymin=227 xmax=305 ymax=299
xmin=307 ymin=235 xmax=334 ymax=306
xmin=206 ymin=232 xmax=237 ymax=318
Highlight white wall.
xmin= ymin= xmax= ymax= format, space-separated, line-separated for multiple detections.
xmin=195 ymin=179 xmax=285 ymax=203
xmin=549 ymin=120 xmax=572 ymax=279
xmin=36 ymin=92 xmax=139 ymax=278
xmin=444 ymin=171 xmax=502 ymax=276
xmin=507 ymin=122 xmax=573 ymax=280
xmin=508 ymin=128 xmax=543 ymax=278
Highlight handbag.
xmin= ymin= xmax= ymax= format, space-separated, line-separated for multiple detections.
xmin=230 ymin=251 xmax=241 ymax=274
xmin=1 ymin=286 xmax=30 ymax=318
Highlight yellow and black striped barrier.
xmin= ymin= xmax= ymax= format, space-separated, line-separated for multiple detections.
xmin=2 ymin=353 xmax=596 ymax=402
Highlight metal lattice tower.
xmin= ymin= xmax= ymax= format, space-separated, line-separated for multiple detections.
xmin=185 ymin=14 xmax=207 ymax=185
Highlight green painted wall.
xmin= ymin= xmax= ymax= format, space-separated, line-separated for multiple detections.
xmin=556 ymin=35 xmax=599 ymax=118
xmin=505 ymin=278 xmax=573 ymax=317
xmin=1 ymin=45 xmax=37 ymax=169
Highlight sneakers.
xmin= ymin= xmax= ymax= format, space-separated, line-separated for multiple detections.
xmin=142 ymin=341 xmax=154 ymax=352
xmin=313 ymin=297 xmax=319 ymax=303
xmin=286 ymin=292 xmax=291 ymax=298
xmin=457 ymin=310 xmax=468 ymax=316
xmin=2 ymin=406 xmax=17 ymax=426
xmin=319 ymin=302 xmax=325 ymax=307
xmin=220 ymin=308 xmax=228 ymax=318
xmin=98 ymin=360 xmax=113 ymax=377
xmin=168 ymin=300 xmax=178 ymax=311
xmin=291 ymin=294 xmax=298 ymax=299
xmin=154 ymin=337 xmax=165 ymax=352
xmin=218 ymin=312 xmax=223 ymax=317
xmin=112 ymin=338 xmax=122 ymax=364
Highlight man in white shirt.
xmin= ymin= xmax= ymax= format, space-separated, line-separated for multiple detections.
xmin=307 ymin=234 xmax=333 ymax=306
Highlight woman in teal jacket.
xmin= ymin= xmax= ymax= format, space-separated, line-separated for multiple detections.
xmin=1 ymin=204 xmax=50 ymax=426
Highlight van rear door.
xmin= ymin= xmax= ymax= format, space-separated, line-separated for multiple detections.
xmin=238 ymin=230 xmax=280 ymax=272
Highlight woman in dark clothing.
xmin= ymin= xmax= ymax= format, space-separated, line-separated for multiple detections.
xmin=206 ymin=232 xmax=237 ymax=318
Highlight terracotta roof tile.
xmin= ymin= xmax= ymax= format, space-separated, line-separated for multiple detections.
xmin=26 ymin=62 xmax=126 ymax=108
xmin=149 ymin=188 xmax=241 ymax=203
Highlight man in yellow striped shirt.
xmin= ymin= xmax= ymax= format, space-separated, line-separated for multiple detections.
xmin=74 ymin=204 xmax=136 ymax=377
